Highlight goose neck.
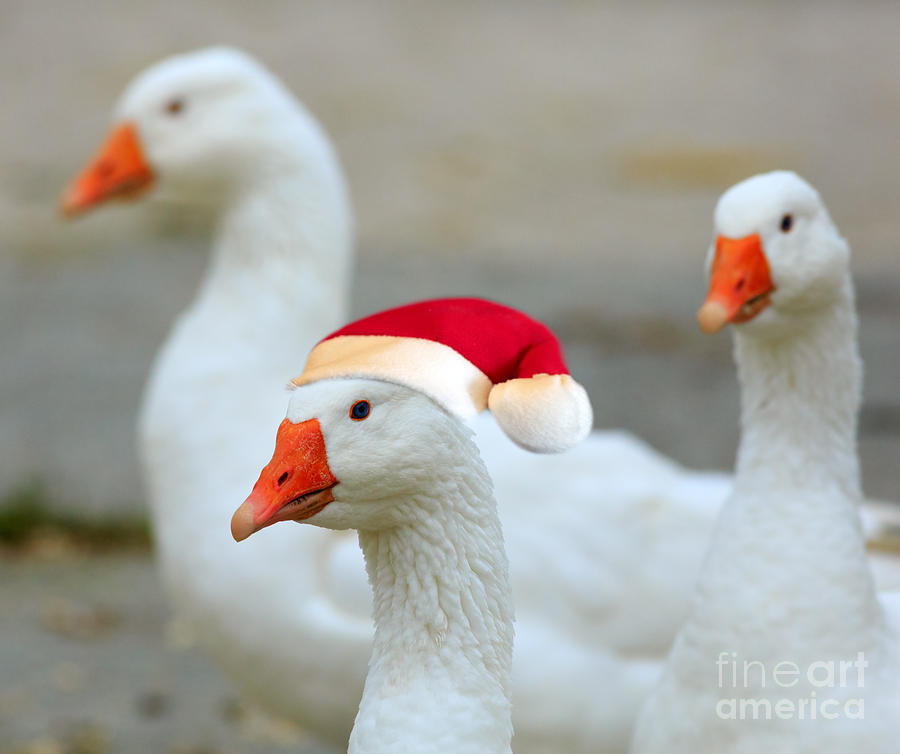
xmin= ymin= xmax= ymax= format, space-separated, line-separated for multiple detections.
xmin=182 ymin=165 xmax=352 ymax=356
xmin=689 ymin=280 xmax=885 ymax=652
xmin=353 ymin=451 xmax=514 ymax=753
xmin=212 ymin=166 xmax=350 ymax=289
xmin=733 ymin=283 xmax=861 ymax=498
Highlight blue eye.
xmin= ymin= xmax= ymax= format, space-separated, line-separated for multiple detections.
xmin=349 ymin=400 xmax=370 ymax=421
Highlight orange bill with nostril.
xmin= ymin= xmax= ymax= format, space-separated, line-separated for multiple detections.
xmin=231 ymin=419 xmax=338 ymax=541
xmin=697 ymin=233 xmax=775 ymax=333
xmin=60 ymin=122 xmax=154 ymax=215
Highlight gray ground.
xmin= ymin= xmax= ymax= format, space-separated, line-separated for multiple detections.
xmin=1 ymin=546 xmax=329 ymax=754
xmin=1 ymin=0 xmax=899 ymax=751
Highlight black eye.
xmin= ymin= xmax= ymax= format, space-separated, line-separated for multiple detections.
xmin=780 ymin=214 xmax=793 ymax=233
xmin=349 ymin=400 xmax=370 ymax=421
xmin=164 ymin=97 xmax=185 ymax=116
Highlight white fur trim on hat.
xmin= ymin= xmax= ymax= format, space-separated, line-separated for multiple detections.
xmin=487 ymin=374 xmax=593 ymax=453
xmin=291 ymin=335 xmax=493 ymax=418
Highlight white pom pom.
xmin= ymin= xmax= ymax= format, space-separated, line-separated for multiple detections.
xmin=487 ymin=374 xmax=593 ymax=453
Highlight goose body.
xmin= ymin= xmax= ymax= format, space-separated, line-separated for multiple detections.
xmin=64 ymin=50 xmax=899 ymax=753
xmin=632 ymin=172 xmax=900 ymax=754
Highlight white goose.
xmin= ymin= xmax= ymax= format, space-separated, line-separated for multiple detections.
xmin=63 ymin=47 xmax=371 ymax=737
xmin=230 ymin=377 xmax=516 ymax=754
xmin=62 ymin=50 xmax=899 ymax=753
xmin=632 ymin=171 xmax=900 ymax=754
xmin=225 ymin=295 xmax=594 ymax=754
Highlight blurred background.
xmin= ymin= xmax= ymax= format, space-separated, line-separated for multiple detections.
xmin=1 ymin=0 xmax=898 ymax=751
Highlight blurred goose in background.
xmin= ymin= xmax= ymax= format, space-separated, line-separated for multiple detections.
xmin=632 ymin=172 xmax=900 ymax=754
xmin=62 ymin=49 xmax=900 ymax=753
xmin=63 ymin=47 xmax=369 ymax=739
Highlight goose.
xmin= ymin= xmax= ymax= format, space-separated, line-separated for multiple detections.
xmin=63 ymin=47 xmax=371 ymax=739
xmin=225 ymin=296 xmax=596 ymax=754
xmin=231 ymin=377 xmax=515 ymax=754
xmin=61 ymin=49 xmax=900 ymax=753
xmin=631 ymin=171 xmax=900 ymax=754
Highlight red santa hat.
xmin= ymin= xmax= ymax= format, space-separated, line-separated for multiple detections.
xmin=290 ymin=297 xmax=593 ymax=453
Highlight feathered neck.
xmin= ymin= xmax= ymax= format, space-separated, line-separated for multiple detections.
xmin=191 ymin=159 xmax=352 ymax=358
xmin=733 ymin=278 xmax=861 ymax=498
xmin=352 ymin=426 xmax=514 ymax=754
xmin=686 ymin=276 xmax=884 ymax=656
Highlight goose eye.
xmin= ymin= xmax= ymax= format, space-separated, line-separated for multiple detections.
xmin=164 ymin=97 xmax=185 ymax=116
xmin=349 ymin=400 xmax=371 ymax=421
xmin=780 ymin=214 xmax=793 ymax=233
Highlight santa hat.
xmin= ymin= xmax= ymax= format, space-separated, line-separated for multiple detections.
xmin=290 ymin=297 xmax=593 ymax=453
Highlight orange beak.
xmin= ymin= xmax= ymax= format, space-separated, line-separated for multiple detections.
xmin=231 ymin=419 xmax=338 ymax=542
xmin=60 ymin=122 xmax=155 ymax=216
xmin=696 ymin=233 xmax=775 ymax=334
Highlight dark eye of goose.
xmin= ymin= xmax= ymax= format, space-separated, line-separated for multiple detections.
xmin=164 ymin=97 xmax=185 ymax=116
xmin=349 ymin=400 xmax=371 ymax=421
xmin=780 ymin=214 xmax=793 ymax=233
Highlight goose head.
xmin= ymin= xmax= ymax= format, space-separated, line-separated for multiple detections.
xmin=231 ymin=378 xmax=474 ymax=540
xmin=62 ymin=47 xmax=337 ymax=214
xmin=697 ymin=171 xmax=850 ymax=338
